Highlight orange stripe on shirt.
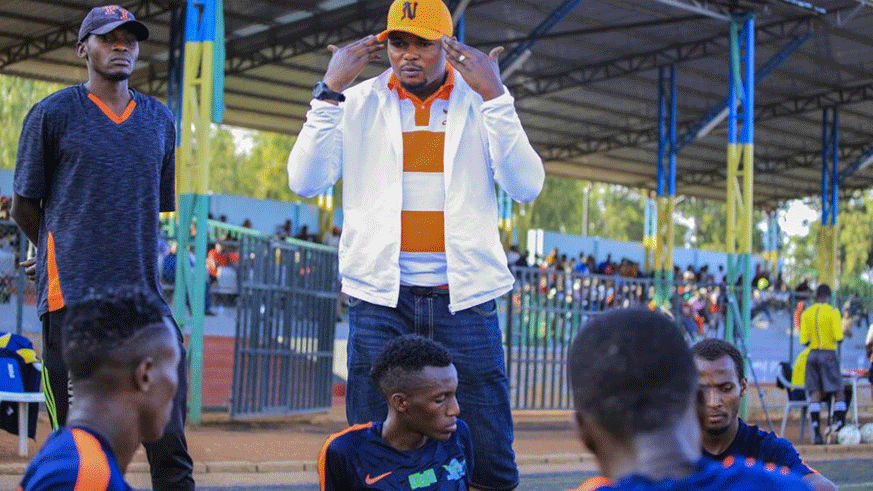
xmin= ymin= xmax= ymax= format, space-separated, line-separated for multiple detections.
xmin=87 ymin=93 xmax=136 ymax=124
xmin=569 ymin=476 xmax=613 ymax=491
xmin=46 ymin=231 xmax=65 ymax=311
xmin=401 ymin=211 xmax=445 ymax=253
xmin=71 ymin=429 xmax=110 ymax=491
xmin=318 ymin=422 xmax=373 ymax=491
xmin=403 ymin=132 xmax=445 ymax=172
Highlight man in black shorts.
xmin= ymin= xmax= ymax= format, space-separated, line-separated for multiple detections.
xmin=12 ymin=5 xmax=193 ymax=490
xmin=800 ymin=284 xmax=845 ymax=443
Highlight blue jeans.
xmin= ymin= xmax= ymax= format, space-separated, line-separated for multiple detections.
xmin=347 ymin=287 xmax=518 ymax=490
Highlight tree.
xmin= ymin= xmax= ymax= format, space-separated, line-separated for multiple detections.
xmin=838 ymin=190 xmax=873 ymax=284
xmin=0 ymin=75 xmax=65 ymax=169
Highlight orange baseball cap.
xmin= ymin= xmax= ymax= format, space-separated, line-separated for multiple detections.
xmin=377 ymin=0 xmax=453 ymax=42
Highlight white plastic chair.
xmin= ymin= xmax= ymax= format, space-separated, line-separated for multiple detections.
xmin=777 ymin=367 xmax=812 ymax=442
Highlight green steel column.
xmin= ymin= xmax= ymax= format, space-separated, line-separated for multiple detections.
xmin=726 ymin=14 xmax=755 ymax=417
xmin=177 ymin=0 xmax=222 ymax=424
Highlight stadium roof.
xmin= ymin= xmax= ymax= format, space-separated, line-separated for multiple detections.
xmin=1 ymin=0 xmax=872 ymax=205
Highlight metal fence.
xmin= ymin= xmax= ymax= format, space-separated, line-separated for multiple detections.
xmin=502 ymin=266 xmax=873 ymax=411
xmin=230 ymin=233 xmax=339 ymax=418
xmin=504 ymin=267 xmax=659 ymax=410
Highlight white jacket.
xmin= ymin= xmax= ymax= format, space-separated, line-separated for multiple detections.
xmin=287 ymin=68 xmax=544 ymax=313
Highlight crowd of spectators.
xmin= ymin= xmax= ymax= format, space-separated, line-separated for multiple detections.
xmin=504 ymin=244 xmax=847 ymax=341
xmin=157 ymin=216 xmax=343 ymax=311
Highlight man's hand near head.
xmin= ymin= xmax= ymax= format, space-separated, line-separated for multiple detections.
xmin=441 ymin=36 xmax=505 ymax=101
xmin=322 ymin=35 xmax=385 ymax=104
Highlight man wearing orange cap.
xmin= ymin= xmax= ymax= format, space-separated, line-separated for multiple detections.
xmin=287 ymin=1 xmax=544 ymax=489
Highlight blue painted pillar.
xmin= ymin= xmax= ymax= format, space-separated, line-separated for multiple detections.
xmin=654 ymin=65 xmax=677 ymax=306
xmin=819 ymin=107 xmax=839 ymax=288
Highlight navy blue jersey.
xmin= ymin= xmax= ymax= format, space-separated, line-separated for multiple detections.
xmin=702 ymin=418 xmax=813 ymax=477
xmin=18 ymin=426 xmax=131 ymax=491
xmin=15 ymin=84 xmax=175 ymax=317
xmin=318 ymin=420 xmax=473 ymax=490
xmin=574 ymin=457 xmax=811 ymax=491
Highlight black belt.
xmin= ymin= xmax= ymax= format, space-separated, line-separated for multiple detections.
xmin=402 ymin=285 xmax=450 ymax=296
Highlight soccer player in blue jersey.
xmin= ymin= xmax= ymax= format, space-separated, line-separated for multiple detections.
xmin=567 ymin=308 xmax=811 ymax=491
xmin=18 ymin=287 xmax=180 ymax=491
xmin=319 ymin=335 xmax=473 ymax=490
xmin=693 ymin=338 xmax=837 ymax=491
xmin=12 ymin=5 xmax=192 ymax=489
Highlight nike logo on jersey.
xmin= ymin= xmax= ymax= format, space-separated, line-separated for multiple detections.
xmin=365 ymin=472 xmax=392 ymax=485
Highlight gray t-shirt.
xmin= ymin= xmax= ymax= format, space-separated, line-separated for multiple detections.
xmin=14 ymin=85 xmax=175 ymax=316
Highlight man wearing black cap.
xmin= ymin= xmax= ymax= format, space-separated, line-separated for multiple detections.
xmin=11 ymin=5 xmax=193 ymax=490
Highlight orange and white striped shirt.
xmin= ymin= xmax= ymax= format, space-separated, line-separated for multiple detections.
xmin=388 ymin=68 xmax=455 ymax=287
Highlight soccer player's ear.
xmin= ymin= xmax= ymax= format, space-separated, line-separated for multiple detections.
xmin=739 ymin=377 xmax=748 ymax=397
xmin=134 ymin=358 xmax=156 ymax=393
xmin=389 ymin=392 xmax=408 ymax=413
xmin=76 ymin=41 xmax=88 ymax=60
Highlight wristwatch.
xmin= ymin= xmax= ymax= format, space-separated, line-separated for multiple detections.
xmin=312 ymin=81 xmax=345 ymax=102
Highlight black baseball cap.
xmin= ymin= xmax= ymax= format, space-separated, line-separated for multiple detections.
xmin=78 ymin=5 xmax=150 ymax=43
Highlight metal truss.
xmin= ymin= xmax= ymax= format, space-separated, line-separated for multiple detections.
xmin=680 ymin=141 xmax=871 ymax=187
xmin=507 ymin=15 xmax=816 ymax=101
xmin=132 ymin=0 xmax=388 ymax=95
xmin=757 ymin=82 xmax=873 ymax=120
xmin=840 ymin=145 xmax=873 ymax=183
xmin=0 ymin=0 xmax=178 ymax=69
xmin=538 ymin=81 xmax=873 ymax=162
xmin=498 ymin=0 xmax=582 ymax=72
xmin=651 ymin=0 xmax=732 ymax=20
xmin=223 ymin=1 xmax=388 ymax=76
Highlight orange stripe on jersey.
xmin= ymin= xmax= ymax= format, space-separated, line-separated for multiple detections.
xmin=403 ymin=131 xmax=445 ymax=172
xmin=569 ymin=476 xmax=613 ymax=491
xmin=71 ymin=428 xmax=110 ymax=491
xmin=318 ymin=422 xmax=373 ymax=491
xmin=46 ymin=231 xmax=65 ymax=311
xmin=401 ymin=211 xmax=445 ymax=253
xmin=87 ymin=93 xmax=136 ymax=125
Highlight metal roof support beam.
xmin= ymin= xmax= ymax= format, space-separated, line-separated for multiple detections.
xmin=540 ymin=78 xmax=873 ymax=161
xmin=131 ymin=1 xmax=388 ymax=94
xmin=223 ymin=2 xmax=386 ymax=76
xmin=684 ymin=142 xmax=871 ymax=187
xmin=650 ymin=0 xmax=731 ymax=20
xmin=0 ymin=0 xmax=178 ymax=69
xmin=840 ymin=146 xmax=873 ymax=183
xmin=479 ymin=15 xmax=705 ymax=48
xmin=498 ymin=0 xmax=582 ymax=73
xmin=508 ymin=15 xmax=815 ymax=101
xmin=678 ymin=33 xmax=811 ymax=152
xmin=451 ymin=0 xmax=473 ymax=23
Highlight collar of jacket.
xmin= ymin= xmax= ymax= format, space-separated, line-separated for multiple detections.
xmin=371 ymin=68 xmax=476 ymax=188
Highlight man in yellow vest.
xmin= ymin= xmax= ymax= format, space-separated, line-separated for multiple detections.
xmin=800 ymin=284 xmax=845 ymax=444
